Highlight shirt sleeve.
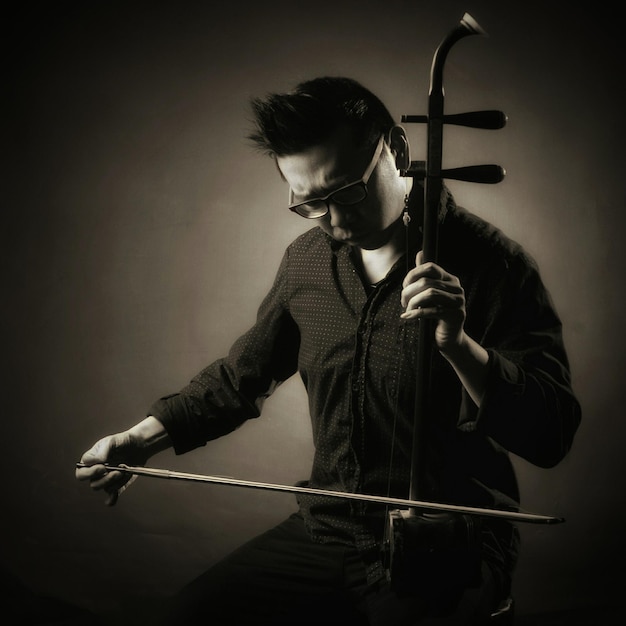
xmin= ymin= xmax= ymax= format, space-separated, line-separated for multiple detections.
xmin=148 ymin=250 xmax=300 ymax=454
xmin=459 ymin=252 xmax=581 ymax=468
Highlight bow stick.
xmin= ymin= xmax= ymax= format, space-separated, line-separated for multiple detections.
xmin=76 ymin=462 xmax=564 ymax=525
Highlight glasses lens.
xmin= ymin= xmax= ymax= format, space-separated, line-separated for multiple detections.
xmin=330 ymin=182 xmax=367 ymax=205
xmin=293 ymin=200 xmax=329 ymax=219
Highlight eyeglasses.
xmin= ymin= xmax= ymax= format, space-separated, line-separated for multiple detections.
xmin=288 ymin=135 xmax=385 ymax=219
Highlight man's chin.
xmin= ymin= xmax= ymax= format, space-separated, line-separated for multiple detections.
xmin=350 ymin=232 xmax=388 ymax=250
xmin=324 ymin=227 xmax=384 ymax=249
xmin=339 ymin=235 xmax=366 ymax=247
xmin=325 ymin=227 xmax=360 ymax=245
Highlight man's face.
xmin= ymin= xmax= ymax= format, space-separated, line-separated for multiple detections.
xmin=276 ymin=127 xmax=406 ymax=250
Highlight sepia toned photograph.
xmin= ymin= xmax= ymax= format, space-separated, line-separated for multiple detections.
xmin=3 ymin=1 xmax=624 ymax=624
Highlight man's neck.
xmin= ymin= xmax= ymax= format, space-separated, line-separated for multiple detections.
xmin=357 ymin=222 xmax=405 ymax=285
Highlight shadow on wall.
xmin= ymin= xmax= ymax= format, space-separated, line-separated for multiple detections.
xmin=1 ymin=566 xmax=174 ymax=626
xmin=1 ymin=567 xmax=103 ymax=625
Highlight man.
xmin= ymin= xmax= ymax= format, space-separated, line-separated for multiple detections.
xmin=76 ymin=77 xmax=581 ymax=625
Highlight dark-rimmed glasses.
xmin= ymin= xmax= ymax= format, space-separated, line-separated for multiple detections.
xmin=288 ymin=134 xmax=385 ymax=219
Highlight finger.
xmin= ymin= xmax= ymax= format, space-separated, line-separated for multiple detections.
xmin=105 ymin=488 xmax=119 ymax=507
xmin=418 ymin=262 xmax=448 ymax=282
xmin=91 ymin=470 xmax=136 ymax=493
xmin=415 ymin=251 xmax=447 ymax=277
xmin=402 ymin=285 xmax=463 ymax=316
xmin=91 ymin=471 xmax=122 ymax=507
xmin=403 ymin=277 xmax=461 ymax=305
xmin=89 ymin=468 xmax=124 ymax=490
xmin=75 ymin=462 xmax=108 ymax=482
xmin=401 ymin=280 xmax=432 ymax=309
xmin=403 ymin=286 xmax=442 ymax=312
xmin=401 ymin=303 xmax=443 ymax=320
xmin=104 ymin=474 xmax=138 ymax=507
xmin=403 ymin=262 xmax=448 ymax=290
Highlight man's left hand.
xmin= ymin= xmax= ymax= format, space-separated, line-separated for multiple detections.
xmin=400 ymin=250 xmax=466 ymax=353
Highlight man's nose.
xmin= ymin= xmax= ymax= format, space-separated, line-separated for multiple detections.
xmin=327 ymin=203 xmax=354 ymax=228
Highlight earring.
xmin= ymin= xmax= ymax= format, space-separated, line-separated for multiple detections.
xmin=402 ymin=193 xmax=411 ymax=227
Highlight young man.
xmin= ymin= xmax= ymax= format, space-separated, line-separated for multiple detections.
xmin=76 ymin=77 xmax=581 ymax=625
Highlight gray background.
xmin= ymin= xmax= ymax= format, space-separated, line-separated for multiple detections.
xmin=3 ymin=0 xmax=625 ymax=620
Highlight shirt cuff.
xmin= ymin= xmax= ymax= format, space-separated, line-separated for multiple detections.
xmin=457 ymin=349 xmax=524 ymax=434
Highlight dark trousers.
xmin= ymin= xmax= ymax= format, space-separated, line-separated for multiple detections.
xmin=160 ymin=513 xmax=499 ymax=626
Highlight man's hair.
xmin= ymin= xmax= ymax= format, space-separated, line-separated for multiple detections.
xmin=248 ymin=76 xmax=396 ymax=156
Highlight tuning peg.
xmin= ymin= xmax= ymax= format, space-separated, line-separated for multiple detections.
xmin=401 ymin=115 xmax=428 ymax=124
xmin=443 ymin=111 xmax=507 ymax=129
xmin=402 ymin=162 xmax=505 ymax=184
xmin=401 ymin=111 xmax=507 ymax=130
xmin=442 ymin=164 xmax=506 ymax=183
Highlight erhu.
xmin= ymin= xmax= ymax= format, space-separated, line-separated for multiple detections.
xmin=382 ymin=12 xmax=508 ymax=613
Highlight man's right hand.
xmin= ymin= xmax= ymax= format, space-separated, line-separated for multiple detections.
xmin=75 ymin=416 xmax=172 ymax=506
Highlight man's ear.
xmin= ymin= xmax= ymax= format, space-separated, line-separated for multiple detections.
xmin=388 ymin=125 xmax=410 ymax=173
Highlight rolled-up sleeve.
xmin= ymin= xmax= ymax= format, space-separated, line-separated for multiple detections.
xmin=149 ymin=251 xmax=300 ymax=454
xmin=459 ymin=251 xmax=581 ymax=468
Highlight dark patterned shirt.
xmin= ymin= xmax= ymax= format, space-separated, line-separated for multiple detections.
xmin=149 ymin=194 xmax=581 ymax=587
